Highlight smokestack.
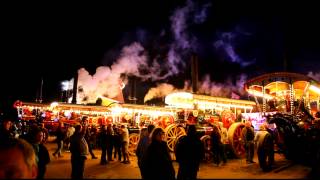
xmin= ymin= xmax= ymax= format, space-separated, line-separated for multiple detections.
xmin=112 ymin=76 xmax=125 ymax=104
xmin=113 ymin=85 xmax=125 ymax=103
xmin=191 ymin=53 xmax=199 ymax=94
xmin=128 ymin=76 xmax=137 ymax=104
xmin=71 ymin=71 xmax=78 ymax=104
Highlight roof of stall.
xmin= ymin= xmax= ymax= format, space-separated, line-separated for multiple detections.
xmin=165 ymin=92 xmax=256 ymax=109
xmin=193 ymin=94 xmax=256 ymax=105
xmin=20 ymin=102 xmax=175 ymax=113
xmin=21 ymin=102 xmax=112 ymax=112
xmin=244 ymin=72 xmax=320 ymax=101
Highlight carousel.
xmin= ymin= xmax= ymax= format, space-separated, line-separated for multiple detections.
xmin=244 ymin=72 xmax=320 ymax=171
xmin=244 ymin=72 xmax=320 ymax=115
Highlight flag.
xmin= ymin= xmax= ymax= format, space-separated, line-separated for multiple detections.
xmin=231 ymin=92 xmax=240 ymax=99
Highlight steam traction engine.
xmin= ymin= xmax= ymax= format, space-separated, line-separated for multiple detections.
xmin=163 ymin=92 xmax=257 ymax=160
xmin=244 ymin=72 xmax=320 ymax=171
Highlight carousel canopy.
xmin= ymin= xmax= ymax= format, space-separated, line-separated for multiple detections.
xmin=244 ymin=72 xmax=320 ymax=102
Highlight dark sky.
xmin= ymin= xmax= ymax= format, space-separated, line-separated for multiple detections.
xmin=1 ymin=0 xmax=320 ymax=105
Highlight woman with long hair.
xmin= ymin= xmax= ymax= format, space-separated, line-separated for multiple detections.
xmin=142 ymin=127 xmax=175 ymax=180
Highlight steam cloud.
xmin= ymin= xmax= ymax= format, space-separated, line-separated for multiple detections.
xmin=63 ymin=0 xmax=253 ymax=104
xmin=144 ymin=74 xmax=247 ymax=102
xmin=214 ymin=31 xmax=254 ymax=67
xmin=168 ymin=0 xmax=211 ymax=75
xmin=76 ymin=42 xmax=150 ymax=104
xmin=198 ymin=74 xmax=247 ymax=97
xmin=144 ymin=83 xmax=176 ymax=103
xmin=62 ymin=0 xmax=213 ymax=104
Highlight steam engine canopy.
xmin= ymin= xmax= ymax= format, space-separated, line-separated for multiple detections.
xmin=165 ymin=92 xmax=255 ymax=111
xmin=244 ymin=72 xmax=320 ymax=111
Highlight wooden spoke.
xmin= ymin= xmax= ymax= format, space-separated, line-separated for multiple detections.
xmin=165 ymin=124 xmax=186 ymax=152
xmin=128 ymin=133 xmax=140 ymax=156
xmin=228 ymin=122 xmax=245 ymax=158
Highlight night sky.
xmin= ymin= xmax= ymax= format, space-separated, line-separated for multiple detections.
xmin=1 ymin=0 xmax=320 ymax=105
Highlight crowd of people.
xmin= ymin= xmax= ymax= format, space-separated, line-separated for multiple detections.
xmin=0 ymin=109 xmax=271 ymax=180
xmin=0 ymin=110 xmax=50 ymax=179
xmin=1 ymin=104 xmax=320 ymax=179
xmin=52 ymin=116 xmax=132 ymax=179
xmin=0 ymin=107 xmax=133 ymax=179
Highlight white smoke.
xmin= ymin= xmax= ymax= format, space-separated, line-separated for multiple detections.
xmin=307 ymin=71 xmax=320 ymax=82
xmin=198 ymin=74 xmax=247 ymax=97
xmin=75 ymin=41 xmax=197 ymax=104
xmin=144 ymin=74 xmax=247 ymax=102
xmin=62 ymin=0 xmax=225 ymax=104
xmin=144 ymin=83 xmax=177 ymax=103
xmin=76 ymin=42 xmax=148 ymax=104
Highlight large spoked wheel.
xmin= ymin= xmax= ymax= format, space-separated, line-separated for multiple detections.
xmin=228 ymin=122 xmax=246 ymax=158
xmin=257 ymin=132 xmax=274 ymax=171
xmin=128 ymin=133 xmax=140 ymax=156
xmin=200 ymin=135 xmax=212 ymax=162
xmin=165 ymin=124 xmax=186 ymax=152
xmin=221 ymin=110 xmax=236 ymax=129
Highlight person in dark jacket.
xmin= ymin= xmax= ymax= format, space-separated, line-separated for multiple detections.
xmin=210 ymin=124 xmax=222 ymax=166
xmin=70 ymin=124 xmax=89 ymax=179
xmin=113 ymin=125 xmax=122 ymax=161
xmin=106 ymin=124 xmax=114 ymax=161
xmin=175 ymin=125 xmax=204 ymax=180
xmin=28 ymin=126 xmax=50 ymax=179
xmin=136 ymin=124 xmax=155 ymax=179
xmin=242 ymin=120 xmax=255 ymax=164
xmin=90 ymin=125 xmax=98 ymax=149
xmin=99 ymin=125 xmax=108 ymax=165
xmin=142 ymin=127 xmax=175 ymax=180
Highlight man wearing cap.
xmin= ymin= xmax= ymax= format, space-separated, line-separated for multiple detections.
xmin=242 ymin=120 xmax=255 ymax=164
